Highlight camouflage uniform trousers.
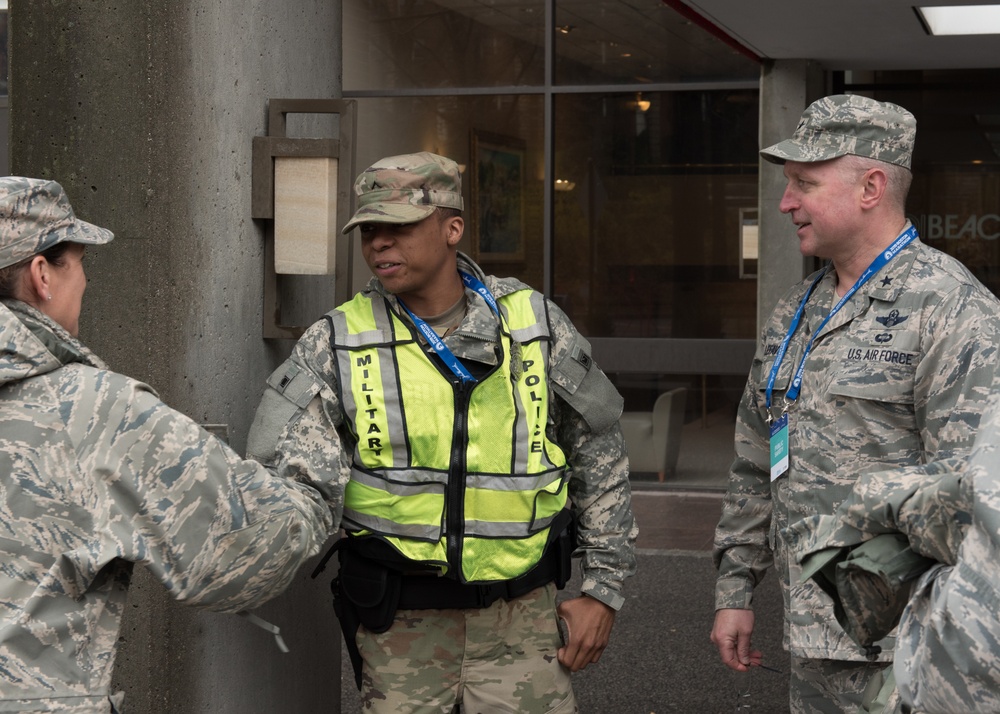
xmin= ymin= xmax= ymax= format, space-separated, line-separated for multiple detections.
xmin=790 ymin=657 xmax=901 ymax=714
xmin=355 ymin=583 xmax=577 ymax=714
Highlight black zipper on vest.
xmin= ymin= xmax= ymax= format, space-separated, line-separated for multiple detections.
xmin=446 ymin=377 xmax=473 ymax=578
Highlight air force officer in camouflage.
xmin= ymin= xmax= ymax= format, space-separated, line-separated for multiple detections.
xmin=246 ymin=152 xmax=637 ymax=713
xmin=0 ymin=178 xmax=339 ymax=713
xmin=710 ymin=95 xmax=1000 ymax=712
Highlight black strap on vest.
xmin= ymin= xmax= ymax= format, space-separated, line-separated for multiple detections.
xmin=315 ymin=509 xmax=576 ymax=690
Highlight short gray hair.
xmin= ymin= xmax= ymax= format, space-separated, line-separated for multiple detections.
xmin=839 ymin=154 xmax=912 ymax=211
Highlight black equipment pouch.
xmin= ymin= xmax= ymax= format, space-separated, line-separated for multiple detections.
xmin=338 ymin=544 xmax=402 ymax=634
xmin=552 ymin=508 xmax=576 ymax=590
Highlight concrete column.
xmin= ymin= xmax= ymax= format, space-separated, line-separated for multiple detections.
xmin=756 ymin=59 xmax=825 ymax=330
xmin=10 ymin=2 xmax=344 ymax=712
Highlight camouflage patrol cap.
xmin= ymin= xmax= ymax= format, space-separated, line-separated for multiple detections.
xmin=761 ymin=94 xmax=916 ymax=169
xmin=0 ymin=177 xmax=114 ymax=270
xmin=342 ymin=151 xmax=464 ymax=234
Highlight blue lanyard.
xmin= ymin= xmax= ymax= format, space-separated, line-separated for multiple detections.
xmin=397 ymin=271 xmax=501 ymax=384
xmin=461 ymin=272 xmax=501 ymax=318
xmin=765 ymin=224 xmax=918 ymax=413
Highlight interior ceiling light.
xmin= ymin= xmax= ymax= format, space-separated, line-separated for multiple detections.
xmin=916 ymin=5 xmax=1000 ymax=35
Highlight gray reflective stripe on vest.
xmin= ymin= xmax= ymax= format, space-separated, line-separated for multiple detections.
xmin=511 ymin=377 xmax=532 ymax=473
xmin=330 ymin=309 xmax=361 ymax=437
xmin=466 ymin=470 xmax=563 ymax=492
xmin=370 ymin=300 xmax=409 ymax=468
xmin=347 ymin=470 xmax=563 ymax=540
xmin=343 ymin=513 xmax=546 ymax=540
xmin=350 ymin=466 xmax=448 ymax=491
xmin=342 ymin=512 xmax=544 ymax=540
xmin=504 ymin=291 xmax=550 ymax=343
xmin=466 ymin=509 xmax=561 ymax=537
xmin=508 ymin=293 xmax=555 ymax=474
xmin=342 ymin=509 xmax=440 ymax=540
xmin=350 ymin=468 xmax=559 ymax=495
xmin=334 ymin=329 xmax=384 ymax=347
xmin=331 ymin=302 xmax=410 ymax=469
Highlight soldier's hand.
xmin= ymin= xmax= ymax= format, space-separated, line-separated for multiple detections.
xmin=556 ymin=595 xmax=615 ymax=672
xmin=711 ymin=608 xmax=762 ymax=671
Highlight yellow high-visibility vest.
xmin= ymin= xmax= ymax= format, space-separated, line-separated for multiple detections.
xmin=330 ymin=288 xmax=568 ymax=583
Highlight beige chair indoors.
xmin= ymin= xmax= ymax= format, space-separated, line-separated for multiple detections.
xmin=620 ymin=387 xmax=687 ymax=482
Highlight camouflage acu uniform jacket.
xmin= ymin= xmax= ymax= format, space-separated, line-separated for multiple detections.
xmin=0 ymin=300 xmax=337 ymax=713
xmin=714 ymin=231 xmax=1000 ymax=661
xmin=247 ymin=252 xmax=637 ymax=611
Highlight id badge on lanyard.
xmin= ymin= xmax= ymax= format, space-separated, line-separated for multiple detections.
xmin=769 ymin=413 xmax=789 ymax=481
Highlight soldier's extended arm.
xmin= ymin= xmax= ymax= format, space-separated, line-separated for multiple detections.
xmin=246 ymin=317 xmax=352 ymax=530
xmin=76 ymin=373 xmax=335 ymax=613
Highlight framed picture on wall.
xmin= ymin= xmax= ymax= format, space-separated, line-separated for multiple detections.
xmin=470 ymin=130 xmax=525 ymax=262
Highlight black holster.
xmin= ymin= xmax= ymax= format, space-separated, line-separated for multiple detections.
xmin=323 ymin=541 xmax=403 ymax=690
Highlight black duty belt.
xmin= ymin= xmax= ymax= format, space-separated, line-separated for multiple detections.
xmin=397 ymin=546 xmax=563 ymax=610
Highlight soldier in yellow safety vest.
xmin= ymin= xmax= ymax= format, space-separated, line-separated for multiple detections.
xmin=247 ymin=152 xmax=638 ymax=714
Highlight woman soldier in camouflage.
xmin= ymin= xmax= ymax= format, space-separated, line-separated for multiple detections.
xmin=0 ymin=177 xmax=339 ymax=713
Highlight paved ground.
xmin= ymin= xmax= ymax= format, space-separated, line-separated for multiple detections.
xmin=564 ymin=490 xmax=790 ymax=713
xmin=339 ymin=489 xmax=791 ymax=713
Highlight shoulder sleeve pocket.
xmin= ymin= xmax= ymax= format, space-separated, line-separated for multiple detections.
xmin=267 ymin=360 xmax=322 ymax=408
xmin=247 ymin=360 xmax=324 ymax=461
xmin=551 ymin=334 xmax=624 ymax=434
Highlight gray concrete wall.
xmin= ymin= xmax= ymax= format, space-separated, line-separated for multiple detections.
xmin=756 ymin=60 xmax=825 ymax=330
xmin=10 ymin=2 xmax=344 ymax=711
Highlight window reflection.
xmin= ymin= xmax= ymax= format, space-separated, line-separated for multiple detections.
xmin=345 ymin=0 xmax=760 ymax=91
xmin=555 ymin=1 xmax=759 ymax=84
xmin=552 ymin=90 xmax=760 ymax=339
xmin=344 ymin=0 xmax=545 ymax=90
